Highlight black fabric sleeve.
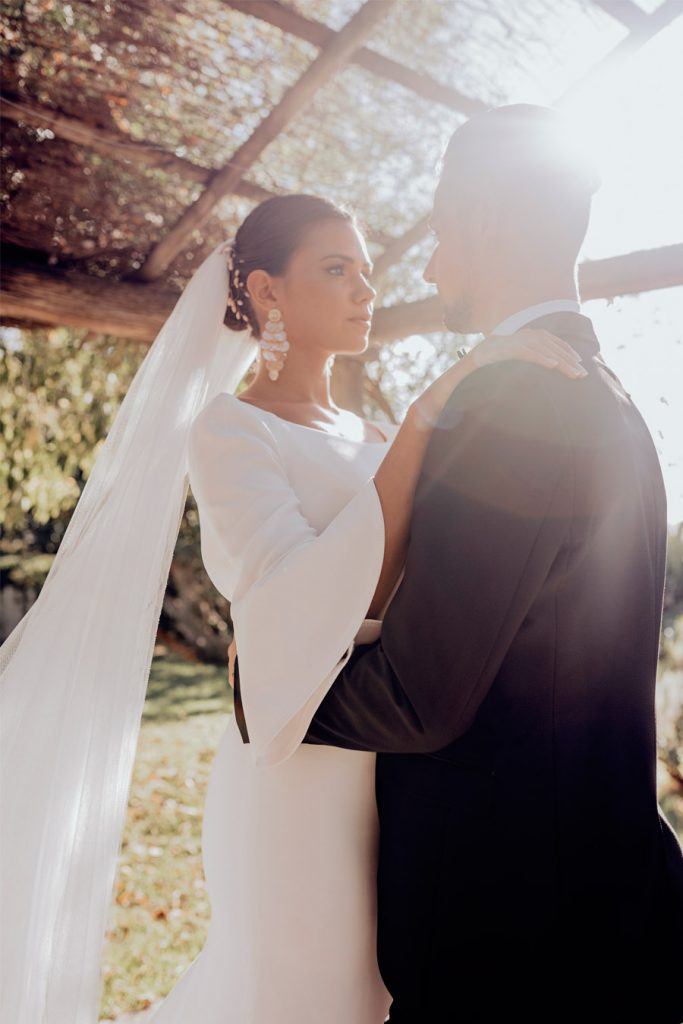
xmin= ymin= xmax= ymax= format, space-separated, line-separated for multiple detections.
xmin=303 ymin=363 xmax=573 ymax=753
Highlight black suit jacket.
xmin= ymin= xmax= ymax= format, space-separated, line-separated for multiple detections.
xmin=304 ymin=313 xmax=683 ymax=1023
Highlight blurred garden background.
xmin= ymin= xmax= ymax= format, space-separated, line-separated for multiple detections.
xmin=1 ymin=0 xmax=682 ymax=1017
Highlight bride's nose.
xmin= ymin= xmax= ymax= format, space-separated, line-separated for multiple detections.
xmin=355 ymin=277 xmax=377 ymax=303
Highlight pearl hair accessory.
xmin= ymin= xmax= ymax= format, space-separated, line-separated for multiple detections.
xmin=260 ymin=308 xmax=289 ymax=382
xmin=224 ymin=241 xmax=248 ymax=324
xmin=219 ymin=239 xmax=288 ymax=379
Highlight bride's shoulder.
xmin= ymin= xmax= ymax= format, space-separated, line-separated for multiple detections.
xmin=190 ymin=392 xmax=276 ymax=446
xmin=193 ymin=391 xmax=268 ymax=427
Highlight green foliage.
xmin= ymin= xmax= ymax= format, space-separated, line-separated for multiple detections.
xmin=664 ymin=523 xmax=683 ymax=620
xmin=0 ymin=324 xmax=237 ymax=659
xmin=0 ymin=325 xmax=143 ymax=534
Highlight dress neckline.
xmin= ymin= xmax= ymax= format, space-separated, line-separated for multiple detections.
xmin=234 ymin=397 xmax=392 ymax=445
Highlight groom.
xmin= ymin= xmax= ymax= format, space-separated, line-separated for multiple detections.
xmin=304 ymin=105 xmax=683 ymax=1023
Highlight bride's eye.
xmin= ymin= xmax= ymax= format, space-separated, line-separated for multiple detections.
xmin=326 ymin=264 xmax=345 ymax=276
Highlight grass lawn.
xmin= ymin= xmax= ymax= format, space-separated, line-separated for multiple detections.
xmin=98 ymin=647 xmax=232 ymax=1020
xmin=99 ymin=648 xmax=683 ymax=1020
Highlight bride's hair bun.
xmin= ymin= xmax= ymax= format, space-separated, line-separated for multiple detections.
xmin=223 ymin=193 xmax=355 ymax=335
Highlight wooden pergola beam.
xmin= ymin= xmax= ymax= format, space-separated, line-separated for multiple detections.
xmin=371 ymin=0 xmax=682 ymax=282
xmin=371 ymin=215 xmax=430 ymax=282
xmin=225 ymin=0 xmax=484 ymax=117
xmin=136 ymin=0 xmax=398 ymax=282
xmin=5 ymin=2 xmax=678 ymax=289
xmin=558 ymin=0 xmax=682 ymax=105
xmin=0 ymin=94 xmax=272 ymax=196
xmin=0 ymin=94 xmax=393 ymax=248
xmin=579 ymin=244 xmax=683 ymax=299
xmin=590 ymin=0 xmax=649 ymax=31
xmin=3 ymin=245 xmax=680 ymax=345
xmin=370 ymin=244 xmax=683 ymax=342
xmin=0 ymin=256 xmax=178 ymax=343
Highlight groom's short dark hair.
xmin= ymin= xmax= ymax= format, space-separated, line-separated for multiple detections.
xmin=438 ymin=104 xmax=601 ymax=256
xmin=440 ymin=104 xmax=601 ymax=200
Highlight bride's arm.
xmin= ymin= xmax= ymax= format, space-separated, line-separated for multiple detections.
xmin=366 ymin=328 xmax=585 ymax=617
xmin=223 ymin=329 xmax=584 ymax=696
xmin=304 ymin=363 xmax=573 ymax=753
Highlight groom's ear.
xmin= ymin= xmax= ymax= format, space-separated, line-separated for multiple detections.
xmin=466 ymin=193 xmax=499 ymax=245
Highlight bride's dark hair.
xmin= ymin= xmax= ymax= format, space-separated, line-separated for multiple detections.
xmin=224 ymin=193 xmax=355 ymax=334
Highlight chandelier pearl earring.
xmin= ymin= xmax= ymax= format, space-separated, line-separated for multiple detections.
xmin=260 ymin=308 xmax=289 ymax=382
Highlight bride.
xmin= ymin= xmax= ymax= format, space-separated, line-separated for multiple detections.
xmin=0 ymin=193 xmax=585 ymax=1023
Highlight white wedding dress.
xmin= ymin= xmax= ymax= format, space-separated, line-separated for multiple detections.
xmin=147 ymin=393 xmax=401 ymax=1023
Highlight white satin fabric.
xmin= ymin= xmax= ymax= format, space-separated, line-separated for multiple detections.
xmin=146 ymin=394 xmax=400 ymax=1023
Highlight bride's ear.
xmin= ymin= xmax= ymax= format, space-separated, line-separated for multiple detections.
xmin=246 ymin=269 xmax=279 ymax=316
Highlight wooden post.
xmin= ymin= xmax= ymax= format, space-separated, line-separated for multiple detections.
xmin=2 ymin=245 xmax=681 ymax=344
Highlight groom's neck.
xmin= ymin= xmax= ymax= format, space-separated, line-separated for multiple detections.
xmin=475 ymin=269 xmax=579 ymax=336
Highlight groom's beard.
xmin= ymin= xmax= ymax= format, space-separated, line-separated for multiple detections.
xmin=443 ymin=297 xmax=475 ymax=335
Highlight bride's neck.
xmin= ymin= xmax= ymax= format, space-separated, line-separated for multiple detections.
xmin=247 ymin=342 xmax=336 ymax=409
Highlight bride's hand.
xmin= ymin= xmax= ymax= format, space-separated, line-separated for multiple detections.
xmin=412 ymin=328 xmax=586 ymax=428
xmin=228 ymin=637 xmax=237 ymax=690
xmin=472 ymin=328 xmax=586 ymax=377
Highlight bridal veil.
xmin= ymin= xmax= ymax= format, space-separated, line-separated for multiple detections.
xmin=0 ymin=241 xmax=257 ymax=1023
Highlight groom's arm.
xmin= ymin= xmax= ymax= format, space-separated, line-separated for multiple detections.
xmin=304 ymin=363 xmax=572 ymax=753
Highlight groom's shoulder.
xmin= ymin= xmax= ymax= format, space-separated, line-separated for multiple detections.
xmin=420 ymin=364 xmax=573 ymax=510
xmin=437 ymin=361 xmax=570 ymax=444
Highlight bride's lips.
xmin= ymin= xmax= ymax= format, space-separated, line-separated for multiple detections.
xmin=348 ymin=315 xmax=372 ymax=329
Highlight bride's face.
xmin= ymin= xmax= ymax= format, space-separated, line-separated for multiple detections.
xmin=255 ymin=220 xmax=377 ymax=357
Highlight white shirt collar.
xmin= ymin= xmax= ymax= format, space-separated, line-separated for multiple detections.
xmin=489 ymin=299 xmax=581 ymax=337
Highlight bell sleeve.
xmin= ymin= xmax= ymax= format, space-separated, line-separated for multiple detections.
xmin=187 ymin=394 xmax=387 ymax=767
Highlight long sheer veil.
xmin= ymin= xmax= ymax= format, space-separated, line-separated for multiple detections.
xmin=0 ymin=240 xmax=258 ymax=1022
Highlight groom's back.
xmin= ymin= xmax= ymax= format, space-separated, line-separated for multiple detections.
xmin=465 ymin=325 xmax=667 ymax=818
xmin=375 ymin=313 xmax=683 ymax=1021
